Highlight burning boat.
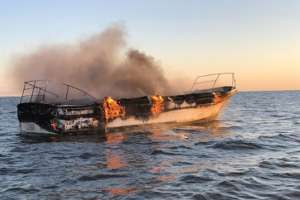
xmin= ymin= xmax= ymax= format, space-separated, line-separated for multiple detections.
xmin=17 ymin=73 xmax=237 ymax=136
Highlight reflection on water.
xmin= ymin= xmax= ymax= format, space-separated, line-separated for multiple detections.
xmin=104 ymin=187 xmax=137 ymax=196
xmin=105 ymin=132 xmax=127 ymax=145
xmin=105 ymin=149 xmax=126 ymax=170
xmin=105 ymin=132 xmax=128 ymax=170
xmin=99 ymin=120 xmax=228 ymax=196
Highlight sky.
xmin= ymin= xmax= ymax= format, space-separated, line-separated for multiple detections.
xmin=1 ymin=0 xmax=300 ymax=95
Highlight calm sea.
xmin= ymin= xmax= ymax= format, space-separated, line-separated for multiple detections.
xmin=1 ymin=91 xmax=300 ymax=200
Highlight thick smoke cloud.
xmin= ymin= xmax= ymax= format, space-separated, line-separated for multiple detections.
xmin=11 ymin=25 xmax=172 ymax=99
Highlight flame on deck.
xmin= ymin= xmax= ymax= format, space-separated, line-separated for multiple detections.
xmin=103 ymin=97 xmax=125 ymax=121
xmin=151 ymin=95 xmax=164 ymax=116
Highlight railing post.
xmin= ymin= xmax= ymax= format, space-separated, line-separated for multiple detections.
xmin=212 ymin=74 xmax=220 ymax=91
xmin=65 ymin=85 xmax=70 ymax=100
xmin=43 ymin=81 xmax=47 ymax=102
xmin=191 ymin=76 xmax=199 ymax=91
xmin=29 ymin=80 xmax=36 ymax=102
xmin=232 ymin=73 xmax=236 ymax=88
xmin=20 ymin=83 xmax=26 ymax=103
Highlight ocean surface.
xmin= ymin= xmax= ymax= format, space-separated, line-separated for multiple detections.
xmin=1 ymin=91 xmax=300 ymax=200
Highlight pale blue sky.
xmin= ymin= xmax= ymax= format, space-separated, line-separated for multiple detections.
xmin=1 ymin=0 xmax=300 ymax=94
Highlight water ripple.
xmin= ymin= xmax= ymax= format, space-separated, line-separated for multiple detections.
xmin=78 ymin=173 xmax=128 ymax=181
xmin=210 ymin=139 xmax=263 ymax=150
xmin=180 ymin=175 xmax=214 ymax=183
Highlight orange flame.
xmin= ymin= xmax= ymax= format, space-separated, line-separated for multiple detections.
xmin=103 ymin=97 xmax=125 ymax=121
xmin=151 ymin=95 xmax=164 ymax=116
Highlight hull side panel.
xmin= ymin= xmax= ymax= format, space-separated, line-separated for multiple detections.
xmin=107 ymin=99 xmax=228 ymax=128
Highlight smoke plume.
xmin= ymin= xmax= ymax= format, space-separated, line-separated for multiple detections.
xmin=11 ymin=25 xmax=172 ymax=99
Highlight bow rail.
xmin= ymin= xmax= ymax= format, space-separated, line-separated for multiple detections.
xmin=191 ymin=73 xmax=236 ymax=92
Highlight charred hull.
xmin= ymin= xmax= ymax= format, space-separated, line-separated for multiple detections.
xmin=17 ymin=73 xmax=237 ymax=136
xmin=18 ymin=103 xmax=105 ymax=136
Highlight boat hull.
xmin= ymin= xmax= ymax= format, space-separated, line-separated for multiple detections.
xmin=17 ymin=87 xmax=236 ymax=137
xmin=19 ymin=101 xmax=224 ymax=136
xmin=17 ymin=73 xmax=238 ymax=137
xmin=107 ymin=97 xmax=229 ymax=129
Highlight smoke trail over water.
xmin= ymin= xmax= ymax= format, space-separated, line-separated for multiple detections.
xmin=11 ymin=25 xmax=172 ymax=98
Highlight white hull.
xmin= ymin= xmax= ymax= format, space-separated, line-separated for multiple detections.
xmin=20 ymin=122 xmax=57 ymax=136
xmin=107 ymin=99 xmax=228 ymax=128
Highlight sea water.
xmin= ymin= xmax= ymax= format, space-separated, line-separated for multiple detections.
xmin=0 ymin=91 xmax=300 ymax=199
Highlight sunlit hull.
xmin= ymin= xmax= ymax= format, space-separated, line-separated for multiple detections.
xmin=107 ymin=92 xmax=234 ymax=129
xmin=17 ymin=73 xmax=237 ymax=137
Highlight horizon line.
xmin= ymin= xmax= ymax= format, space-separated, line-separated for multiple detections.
xmin=1 ymin=89 xmax=299 ymax=98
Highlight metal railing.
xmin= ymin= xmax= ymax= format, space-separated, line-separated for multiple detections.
xmin=191 ymin=73 xmax=236 ymax=92
xmin=20 ymin=80 xmax=96 ymax=104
